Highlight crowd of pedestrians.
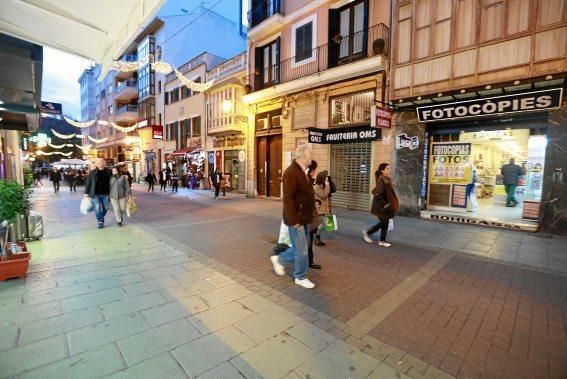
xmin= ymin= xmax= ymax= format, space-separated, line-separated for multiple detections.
xmin=270 ymin=145 xmax=399 ymax=289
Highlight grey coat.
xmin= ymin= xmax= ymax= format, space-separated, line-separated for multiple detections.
xmin=109 ymin=175 xmax=132 ymax=200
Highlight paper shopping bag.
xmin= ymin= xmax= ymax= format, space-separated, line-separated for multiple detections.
xmin=388 ymin=219 xmax=394 ymax=231
xmin=126 ymin=198 xmax=138 ymax=218
xmin=324 ymin=214 xmax=338 ymax=231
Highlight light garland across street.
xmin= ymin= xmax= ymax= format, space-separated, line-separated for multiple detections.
xmin=88 ymin=136 xmax=108 ymax=143
xmin=48 ymin=143 xmax=66 ymax=149
xmin=63 ymin=116 xmax=95 ymax=128
xmin=51 ymin=129 xmax=76 ymax=139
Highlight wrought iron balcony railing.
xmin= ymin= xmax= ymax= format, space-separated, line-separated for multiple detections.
xmin=244 ymin=23 xmax=389 ymax=94
xmin=248 ymin=0 xmax=282 ymax=29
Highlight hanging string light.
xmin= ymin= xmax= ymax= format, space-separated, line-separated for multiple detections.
xmin=48 ymin=143 xmax=66 ymax=149
xmin=75 ymin=144 xmax=92 ymax=149
xmin=60 ymin=151 xmax=73 ymax=157
xmin=97 ymin=120 xmax=110 ymax=126
xmin=51 ymin=129 xmax=76 ymax=139
xmin=151 ymin=61 xmax=172 ymax=74
xmin=63 ymin=116 xmax=95 ymax=128
xmin=112 ymin=60 xmax=141 ymax=72
xmin=111 ymin=122 xmax=138 ymax=133
xmin=175 ymin=69 xmax=214 ymax=92
xmin=88 ymin=136 xmax=108 ymax=143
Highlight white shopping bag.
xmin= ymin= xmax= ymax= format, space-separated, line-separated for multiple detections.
xmin=388 ymin=219 xmax=394 ymax=231
xmin=80 ymin=197 xmax=94 ymax=215
xmin=278 ymin=220 xmax=292 ymax=246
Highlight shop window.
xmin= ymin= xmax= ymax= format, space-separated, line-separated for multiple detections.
xmin=329 ymin=90 xmax=374 ymax=127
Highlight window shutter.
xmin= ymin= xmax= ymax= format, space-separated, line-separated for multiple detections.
xmin=328 ymin=9 xmax=340 ymax=68
xmin=255 ymin=46 xmax=263 ymax=89
xmin=275 ymin=37 xmax=281 ymax=83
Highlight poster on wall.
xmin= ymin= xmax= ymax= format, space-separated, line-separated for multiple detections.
xmin=429 ymin=142 xmax=472 ymax=185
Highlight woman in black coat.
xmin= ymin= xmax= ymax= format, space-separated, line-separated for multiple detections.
xmin=145 ymin=170 xmax=157 ymax=192
xmin=362 ymin=163 xmax=399 ymax=247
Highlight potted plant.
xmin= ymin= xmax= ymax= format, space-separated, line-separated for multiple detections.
xmin=0 ymin=180 xmax=32 ymax=281
xmin=372 ymin=38 xmax=385 ymax=55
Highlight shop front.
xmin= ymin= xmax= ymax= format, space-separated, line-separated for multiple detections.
xmin=394 ymin=87 xmax=566 ymax=233
xmin=212 ymin=135 xmax=246 ymax=193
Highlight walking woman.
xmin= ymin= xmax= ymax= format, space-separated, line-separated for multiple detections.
xmin=313 ymin=170 xmax=331 ymax=246
xmin=145 ymin=170 xmax=157 ymax=192
xmin=307 ymin=160 xmax=321 ymax=269
xmin=363 ymin=163 xmax=399 ymax=247
xmin=109 ymin=166 xmax=132 ymax=227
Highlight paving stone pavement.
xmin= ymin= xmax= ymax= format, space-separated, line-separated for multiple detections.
xmin=0 ymin=185 xmax=428 ymax=378
xmin=1 ymin=183 xmax=566 ymax=378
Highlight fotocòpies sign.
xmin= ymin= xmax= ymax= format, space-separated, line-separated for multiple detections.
xmin=416 ymin=88 xmax=562 ymax=122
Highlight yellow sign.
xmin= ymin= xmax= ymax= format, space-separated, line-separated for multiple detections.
xmin=429 ymin=143 xmax=472 ymax=184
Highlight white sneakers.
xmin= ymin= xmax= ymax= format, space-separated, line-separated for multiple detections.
xmin=270 ymin=256 xmax=316 ymax=288
xmin=362 ymin=230 xmax=392 ymax=247
xmin=362 ymin=230 xmax=373 ymax=243
xmin=295 ymin=278 xmax=315 ymax=289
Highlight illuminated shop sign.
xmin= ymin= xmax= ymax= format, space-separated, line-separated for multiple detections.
xmin=308 ymin=126 xmax=381 ymax=144
xmin=416 ymin=88 xmax=562 ymax=122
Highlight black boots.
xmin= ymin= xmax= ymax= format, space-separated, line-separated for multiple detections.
xmin=313 ymin=234 xmax=326 ymax=246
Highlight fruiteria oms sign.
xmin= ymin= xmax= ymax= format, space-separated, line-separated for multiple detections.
xmin=417 ymin=88 xmax=562 ymax=122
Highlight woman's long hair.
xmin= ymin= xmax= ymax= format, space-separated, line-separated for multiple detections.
xmin=375 ymin=163 xmax=389 ymax=181
xmin=113 ymin=165 xmax=123 ymax=175
xmin=315 ymin=170 xmax=328 ymax=186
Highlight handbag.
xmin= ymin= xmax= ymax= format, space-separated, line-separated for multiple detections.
xmin=324 ymin=214 xmax=338 ymax=231
xmin=126 ymin=197 xmax=138 ymax=217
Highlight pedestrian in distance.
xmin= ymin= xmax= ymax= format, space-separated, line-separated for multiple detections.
xmin=500 ymin=157 xmax=524 ymax=207
xmin=50 ymin=168 xmax=60 ymax=193
xmin=158 ymin=169 xmax=167 ymax=192
xmin=84 ymin=158 xmax=112 ymax=229
xmin=313 ymin=170 xmax=332 ymax=247
xmin=124 ymin=169 xmax=133 ymax=187
xmin=170 ymin=172 xmax=179 ymax=192
xmin=211 ymin=167 xmax=223 ymax=199
xmin=68 ymin=170 xmax=77 ymax=192
xmin=270 ymin=144 xmax=316 ymax=289
xmin=363 ymin=163 xmax=399 ymax=247
xmin=109 ymin=166 xmax=132 ymax=227
xmin=33 ymin=170 xmax=43 ymax=186
xmin=145 ymin=170 xmax=157 ymax=192
xmin=307 ymin=160 xmax=321 ymax=270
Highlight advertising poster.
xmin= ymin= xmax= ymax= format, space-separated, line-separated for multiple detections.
xmin=451 ymin=185 xmax=467 ymax=208
xmin=429 ymin=142 xmax=472 ymax=184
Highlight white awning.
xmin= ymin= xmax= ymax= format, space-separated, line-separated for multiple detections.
xmin=0 ymin=0 xmax=165 ymax=76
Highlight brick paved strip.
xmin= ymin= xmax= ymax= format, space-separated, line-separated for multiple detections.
xmin=347 ymin=250 xmax=455 ymax=334
xmin=152 ymin=214 xmax=249 ymax=230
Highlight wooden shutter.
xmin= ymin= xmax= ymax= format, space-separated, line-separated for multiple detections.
xmin=328 ymin=9 xmax=340 ymax=68
xmin=254 ymin=46 xmax=263 ymax=89
xmin=274 ymin=37 xmax=281 ymax=83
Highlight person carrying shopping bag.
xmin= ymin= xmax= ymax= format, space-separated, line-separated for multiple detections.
xmin=362 ymin=163 xmax=399 ymax=247
xmin=313 ymin=170 xmax=332 ymax=247
xmin=109 ymin=166 xmax=132 ymax=227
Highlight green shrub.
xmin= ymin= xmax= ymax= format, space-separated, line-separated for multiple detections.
xmin=0 ymin=180 xmax=32 ymax=224
xmin=23 ymin=167 xmax=34 ymax=189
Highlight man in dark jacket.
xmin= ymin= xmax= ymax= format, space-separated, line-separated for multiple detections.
xmin=49 ymin=168 xmax=60 ymax=193
xmin=84 ymin=158 xmax=111 ymax=228
xmin=500 ymin=158 xmax=524 ymax=207
xmin=210 ymin=167 xmax=223 ymax=199
xmin=270 ymin=145 xmax=316 ymax=289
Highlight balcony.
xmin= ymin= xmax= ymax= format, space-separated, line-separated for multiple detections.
xmin=115 ymin=80 xmax=138 ymax=101
xmin=115 ymin=54 xmax=138 ymax=80
xmin=205 ymin=52 xmax=247 ymax=84
xmin=207 ymin=117 xmax=246 ymax=136
xmin=244 ymin=24 xmax=389 ymax=101
xmin=114 ymin=105 xmax=139 ymax=122
xmin=247 ymin=0 xmax=284 ymax=40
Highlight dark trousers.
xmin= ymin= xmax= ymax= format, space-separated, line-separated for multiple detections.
xmin=52 ymin=181 xmax=60 ymax=192
xmin=160 ymin=182 xmax=166 ymax=191
xmin=69 ymin=181 xmax=76 ymax=191
xmin=367 ymin=217 xmax=390 ymax=242
xmin=214 ymin=184 xmax=220 ymax=198
xmin=505 ymin=184 xmax=517 ymax=205
xmin=307 ymin=231 xmax=315 ymax=265
xmin=147 ymin=182 xmax=154 ymax=192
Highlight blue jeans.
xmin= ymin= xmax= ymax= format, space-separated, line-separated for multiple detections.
xmin=279 ymin=224 xmax=309 ymax=280
xmin=93 ymin=195 xmax=109 ymax=223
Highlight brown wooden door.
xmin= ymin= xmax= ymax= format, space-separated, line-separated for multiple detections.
xmin=268 ymin=135 xmax=282 ymax=197
xmin=256 ymin=137 xmax=267 ymax=196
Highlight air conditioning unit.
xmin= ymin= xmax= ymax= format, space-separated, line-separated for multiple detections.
xmin=256 ymin=118 xmax=268 ymax=130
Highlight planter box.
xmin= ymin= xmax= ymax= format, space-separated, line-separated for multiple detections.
xmin=0 ymin=242 xmax=30 ymax=281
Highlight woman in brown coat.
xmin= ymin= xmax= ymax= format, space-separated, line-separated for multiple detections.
xmin=313 ymin=170 xmax=331 ymax=246
xmin=362 ymin=163 xmax=399 ymax=247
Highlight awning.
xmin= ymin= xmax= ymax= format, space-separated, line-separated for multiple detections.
xmin=0 ymin=0 xmax=165 ymax=76
xmin=170 ymin=145 xmax=201 ymax=157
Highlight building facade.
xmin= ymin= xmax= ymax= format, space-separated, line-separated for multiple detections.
xmin=389 ymin=0 xmax=567 ymax=234
xmin=204 ymin=52 xmax=248 ymax=193
xmin=243 ymin=0 xmax=391 ymax=209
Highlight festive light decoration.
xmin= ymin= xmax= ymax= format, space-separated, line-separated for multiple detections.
xmin=63 ymin=116 xmax=95 ymax=128
xmin=48 ymin=143 xmax=66 ymax=149
xmin=51 ymin=129 xmax=76 ymax=139
xmin=175 ymin=69 xmax=214 ymax=92
xmin=111 ymin=122 xmax=138 ymax=133
xmin=60 ymin=151 xmax=73 ymax=157
xmin=97 ymin=120 xmax=110 ymax=126
xmin=112 ymin=60 xmax=141 ymax=72
xmin=76 ymin=144 xmax=92 ymax=149
xmin=88 ymin=136 xmax=108 ymax=143
xmin=151 ymin=61 xmax=172 ymax=74
xmin=66 ymin=144 xmax=75 ymax=147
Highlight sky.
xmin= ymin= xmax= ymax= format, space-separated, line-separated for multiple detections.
xmin=41 ymin=46 xmax=93 ymax=120
xmin=40 ymin=0 xmax=248 ymax=121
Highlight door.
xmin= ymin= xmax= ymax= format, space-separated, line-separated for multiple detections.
xmin=256 ymin=137 xmax=267 ymax=196
xmin=338 ymin=0 xmax=368 ymax=63
xmin=268 ymin=135 xmax=282 ymax=197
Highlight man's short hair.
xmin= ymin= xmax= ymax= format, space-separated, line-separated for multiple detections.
xmin=294 ymin=144 xmax=311 ymax=160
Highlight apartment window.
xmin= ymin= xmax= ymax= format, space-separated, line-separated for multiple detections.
xmin=101 ymin=90 xmax=106 ymax=98
xmin=138 ymin=64 xmax=155 ymax=99
xmin=292 ymin=14 xmax=316 ymax=64
xmin=192 ymin=116 xmax=201 ymax=137
xmin=158 ymin=80 xmax=162 ymax=94
xmin=107 ymin=84 xmax=113 ymax=94
xmin=139 ymin=97 xmax=155 ymax=125
xmin=330 ymin=90 xmax=374 ymax=127
xmin=165 ymin=92 xmax=169 ymax=105
xmin=338 ymin=0 xmax=366 ymax=59
xmin=158 ymin=113 xmax=162 ymax=125
xmin=108 ymin=105 xmax=113 ymax=114
xmin=255 ymin=38 xmax=280 ymax=86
